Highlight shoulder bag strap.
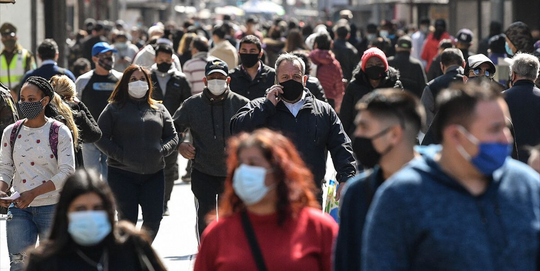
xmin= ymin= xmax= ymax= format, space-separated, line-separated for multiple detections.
xmin=241 ymin=210 xmax=268 ymax=271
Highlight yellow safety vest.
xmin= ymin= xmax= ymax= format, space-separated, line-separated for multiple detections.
xmin=0 ymin=49 xmax=28 ymax=89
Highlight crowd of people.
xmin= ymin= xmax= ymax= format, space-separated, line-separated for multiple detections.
xmin=0 ymin=10 xmax=539 ymax=271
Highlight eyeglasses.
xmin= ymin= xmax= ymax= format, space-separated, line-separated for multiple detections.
xmin=473 ymin=68 xmax=494 ymax=78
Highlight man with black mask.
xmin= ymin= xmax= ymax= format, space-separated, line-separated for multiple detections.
xmin=334 ymin=88 xmax=425 ymax=271
xmin=231 ymin=53 xmax=356 ymax=201
xmin=76 ymin=42 xmax=122 ymax=181
xmin=150 ymin=44 xmax=191 ymax=216
xmin=228 ymin=35 xmax=276 ymax=100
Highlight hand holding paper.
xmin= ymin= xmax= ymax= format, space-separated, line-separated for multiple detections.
xmin=0 ymin=191 xmax=20 ymax=201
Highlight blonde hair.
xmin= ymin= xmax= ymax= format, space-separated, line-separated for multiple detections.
xmin=49 ymin=75 xmax=77 ymax=102
xmin=178 ymin=33 xmax=196 ymax=55
xmin=49 ymin=76 xmax=79 ymax=147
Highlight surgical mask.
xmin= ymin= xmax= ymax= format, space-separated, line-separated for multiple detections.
xmin=352 ymin=127 xmax=393 ymax=168
xmin=115 ymin=42 xmax=128 ymax=50
xmin=279 ymin=79 xmax=304 ymax=101
xmin=128 ymin=81 xmax=149 ymax=98
xmin=240 ymin=53 xmax=260 ymax=68
xmin=157 ymin=62 xmax=172 ymax=73
xmin=2 ymin=39 xmax=16 ymax=51
xmin=365 ymin=66 xmax=386 ymax=80
xmin=367 ymin=34 xmax=377 ymax=41
xmin=207 ymin=79 xmax=227 ymax=96
xmin=505 ymin=42 xmax=514 ymax=57
xmin=456 ymin=126 xmax=511 ymax=176
xmin=68 ymin=211 xmax=112 ymax=246
xmin=233 ymin=164 xmax=273 ymax=205
xmin=379 ymin=30 xmax=389 ymax=38
xmin=18 ymin=98 xmax=45 ymax=120
xmin=98 ymin=55 xmax=114 ymax=71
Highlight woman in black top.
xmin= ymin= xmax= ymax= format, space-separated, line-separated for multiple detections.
xmin=25 ymin=169 xmax=167 ymax=271
xmin=50 ymin=75 xmax=102 ymax=168
xmin=96 ymin=65 xmax=178 ymax=241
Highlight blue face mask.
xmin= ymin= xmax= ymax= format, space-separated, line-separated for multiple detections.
xmin=68 ymin=210 xmax=112 ymax=246
xmin=233 ymin=164 xmax=274 ymax=205
xmin=505 ymin=42 xmax=514 ymax=57
xmin=456 ymin=126 xmax=511 ymax=176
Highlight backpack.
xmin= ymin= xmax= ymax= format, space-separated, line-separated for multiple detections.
xmin=10 ymin=119 xmax=62 ymax=160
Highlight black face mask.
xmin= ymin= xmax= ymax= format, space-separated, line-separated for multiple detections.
xmin=240 ymin=53 xmax=260 ymax=68
xmin=157 ymin=62 xmax=172 ymax=73
xmin=352 ymin=127 xmax=393 ymax=168
xmin=279 ymin=79 xmax=304 ymax=102
xmin=98 ymin=56 xmax=114 ymax=71
xmin=365 ymin=66 xmax=386 ymax=80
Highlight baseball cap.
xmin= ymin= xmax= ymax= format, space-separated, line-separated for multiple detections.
xmin=397 ymin=36 xmax=412 ymax=49
xmin=205 ymin=59 xmax=228 ymax=76
xmin=0 ymin=22 xmax=16 ymax=37
xmin=92 ymin=42 xmax=117 ymax=56
xmin=456 ymin=29 xmax=473 ymax=45
xmin=468 ymin=54 xmax=496 ymax=74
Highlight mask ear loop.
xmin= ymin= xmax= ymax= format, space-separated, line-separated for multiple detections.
xmin=456 ymin=125 xmax=480 ymax=161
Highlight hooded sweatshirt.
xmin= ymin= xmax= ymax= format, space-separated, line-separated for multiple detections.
xmin=363 ymin=149 xmax=540 ymax=271
xmin=308 ymin=49 xmax=345 ymax=102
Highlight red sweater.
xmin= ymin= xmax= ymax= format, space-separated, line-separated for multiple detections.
xmin=420 ymin=32 xmax=451 ymax=71
xmin=194 ymin=207 xmax=339 ymax=271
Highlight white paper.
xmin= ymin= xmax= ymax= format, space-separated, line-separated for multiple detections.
xmin=0 ymin=191 xmax=20 ymax=201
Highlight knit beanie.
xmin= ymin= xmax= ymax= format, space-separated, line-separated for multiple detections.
xmin=361 ymin=47 xmax=388 ymax=72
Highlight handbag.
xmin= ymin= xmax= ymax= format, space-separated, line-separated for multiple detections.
xmin=241 ymin=210 xmax=268 ymax=271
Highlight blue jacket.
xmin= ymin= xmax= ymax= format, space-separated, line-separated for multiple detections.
xmin=363 ymin=151 xmax=540 ymax=271
xmin=230 ymin=90 xmax=356 ymax=185
xmin=334 ymin=166 xmax=384 ymax=271
xmin=21 ymin=63 xmax=76 ymax=84
xmin=504 ymin=79 xmax=540 ymax=163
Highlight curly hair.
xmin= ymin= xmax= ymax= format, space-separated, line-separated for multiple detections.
xmin=218 ymin=128 xmax=319 ymax=226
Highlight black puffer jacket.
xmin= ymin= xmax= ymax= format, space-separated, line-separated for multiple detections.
xmin=340 ymin=66 xmax=403 ymax=137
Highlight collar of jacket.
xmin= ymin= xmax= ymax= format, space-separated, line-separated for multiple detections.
xmin=240 ymin=61 xmax=268 ymax=79
xmin=202 ymin=88 xmax=229 ymax=104
xmin=445 ymin=65 xmax=464 ymax=75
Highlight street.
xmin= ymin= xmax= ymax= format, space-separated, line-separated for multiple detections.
xmin=0 ymin=153 xmax=336 ymax=270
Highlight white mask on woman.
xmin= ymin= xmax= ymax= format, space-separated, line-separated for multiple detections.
xmin=128 ymin=81 xmax=149 ymax=98
xmin=233 ymin=164 xmax=273 ymax=205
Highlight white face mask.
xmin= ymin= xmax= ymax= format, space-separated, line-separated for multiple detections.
xmin=233 ymin=164 xmax=273 ymax=205
xmin=207 ymin=79 xmax=227 ymax=96
xmin=128 ymin=81 xmax=149 ymax=98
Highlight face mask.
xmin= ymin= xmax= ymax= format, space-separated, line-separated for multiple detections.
xmin=18 ymin=98 xmax=45 ymax=120
xmin=233 ymin=164 xmax=273 ymax=205
xmin=365 ymin=66 xmax=386 ymax=80
xmin=128 ymin=81 xmax=149 ymax=98
xmin=157 ymin=62 xmax=172 ymax=73
xmin=379 ymin=30 xmax=389 ymax=38
xmin=367 ymin=34 xmax=377 ymax=41
xmin=505 ymin=42 xmax=514 ymax=57
xmin=207 ymin=79 xmax=227 ymax=96
xmin=240 ymin=53 xmax=260 ymax=68
xmin=352 ymin=127 xmax=393 ymax=168
xmin=68 ymin=210 xmax=112 ymax=246
xmin=420 ymin=26 xmax=429 ymax=33
xmin=456 ymin=126 xmax=511 ymax=176
xmin=279 ymin=79 xmax=304 ymax=102
xmin=2 ymin=39 xmax=16 ymax=51
xmin=98 ymin=56 xmax=114 ymax=71
xmin=115 ymin=42 xmax=127 ymax=50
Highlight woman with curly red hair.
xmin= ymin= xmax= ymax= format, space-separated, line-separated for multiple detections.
xmin=194 ymin=128 xmax=338 ymax=271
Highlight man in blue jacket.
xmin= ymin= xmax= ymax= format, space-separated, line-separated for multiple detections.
xmin=363 ymin=82 xmax=540 ymax=270
xmin=21 ymin=39 xmax=76 ymax=83
xmin=230 ymin=53 xmax=356 ymax=199
xmin=334 ymin=88 xmax=425 ymax=271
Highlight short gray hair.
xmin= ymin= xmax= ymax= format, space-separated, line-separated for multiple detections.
xmin=275 ymin=53 xmax=305 ymax=76
xmin=511 ymin=53 xmax=540 ymax=80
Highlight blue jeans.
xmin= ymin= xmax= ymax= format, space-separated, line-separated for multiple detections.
xmin=82 ymin=143 xmax=108 ymax=181
xmin=6 ymin=204 xmax=56 ymax=271
xmin=107 ymin=167 xmax=164 ymax=242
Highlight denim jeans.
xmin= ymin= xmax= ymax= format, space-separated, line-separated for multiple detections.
xmin=107 ymin=166 xmax=164 ymax=242
xmin=82 ymin=143 xmax=108 ymax=181
xmin=6 ymin=204 xmax=56 ymax=271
